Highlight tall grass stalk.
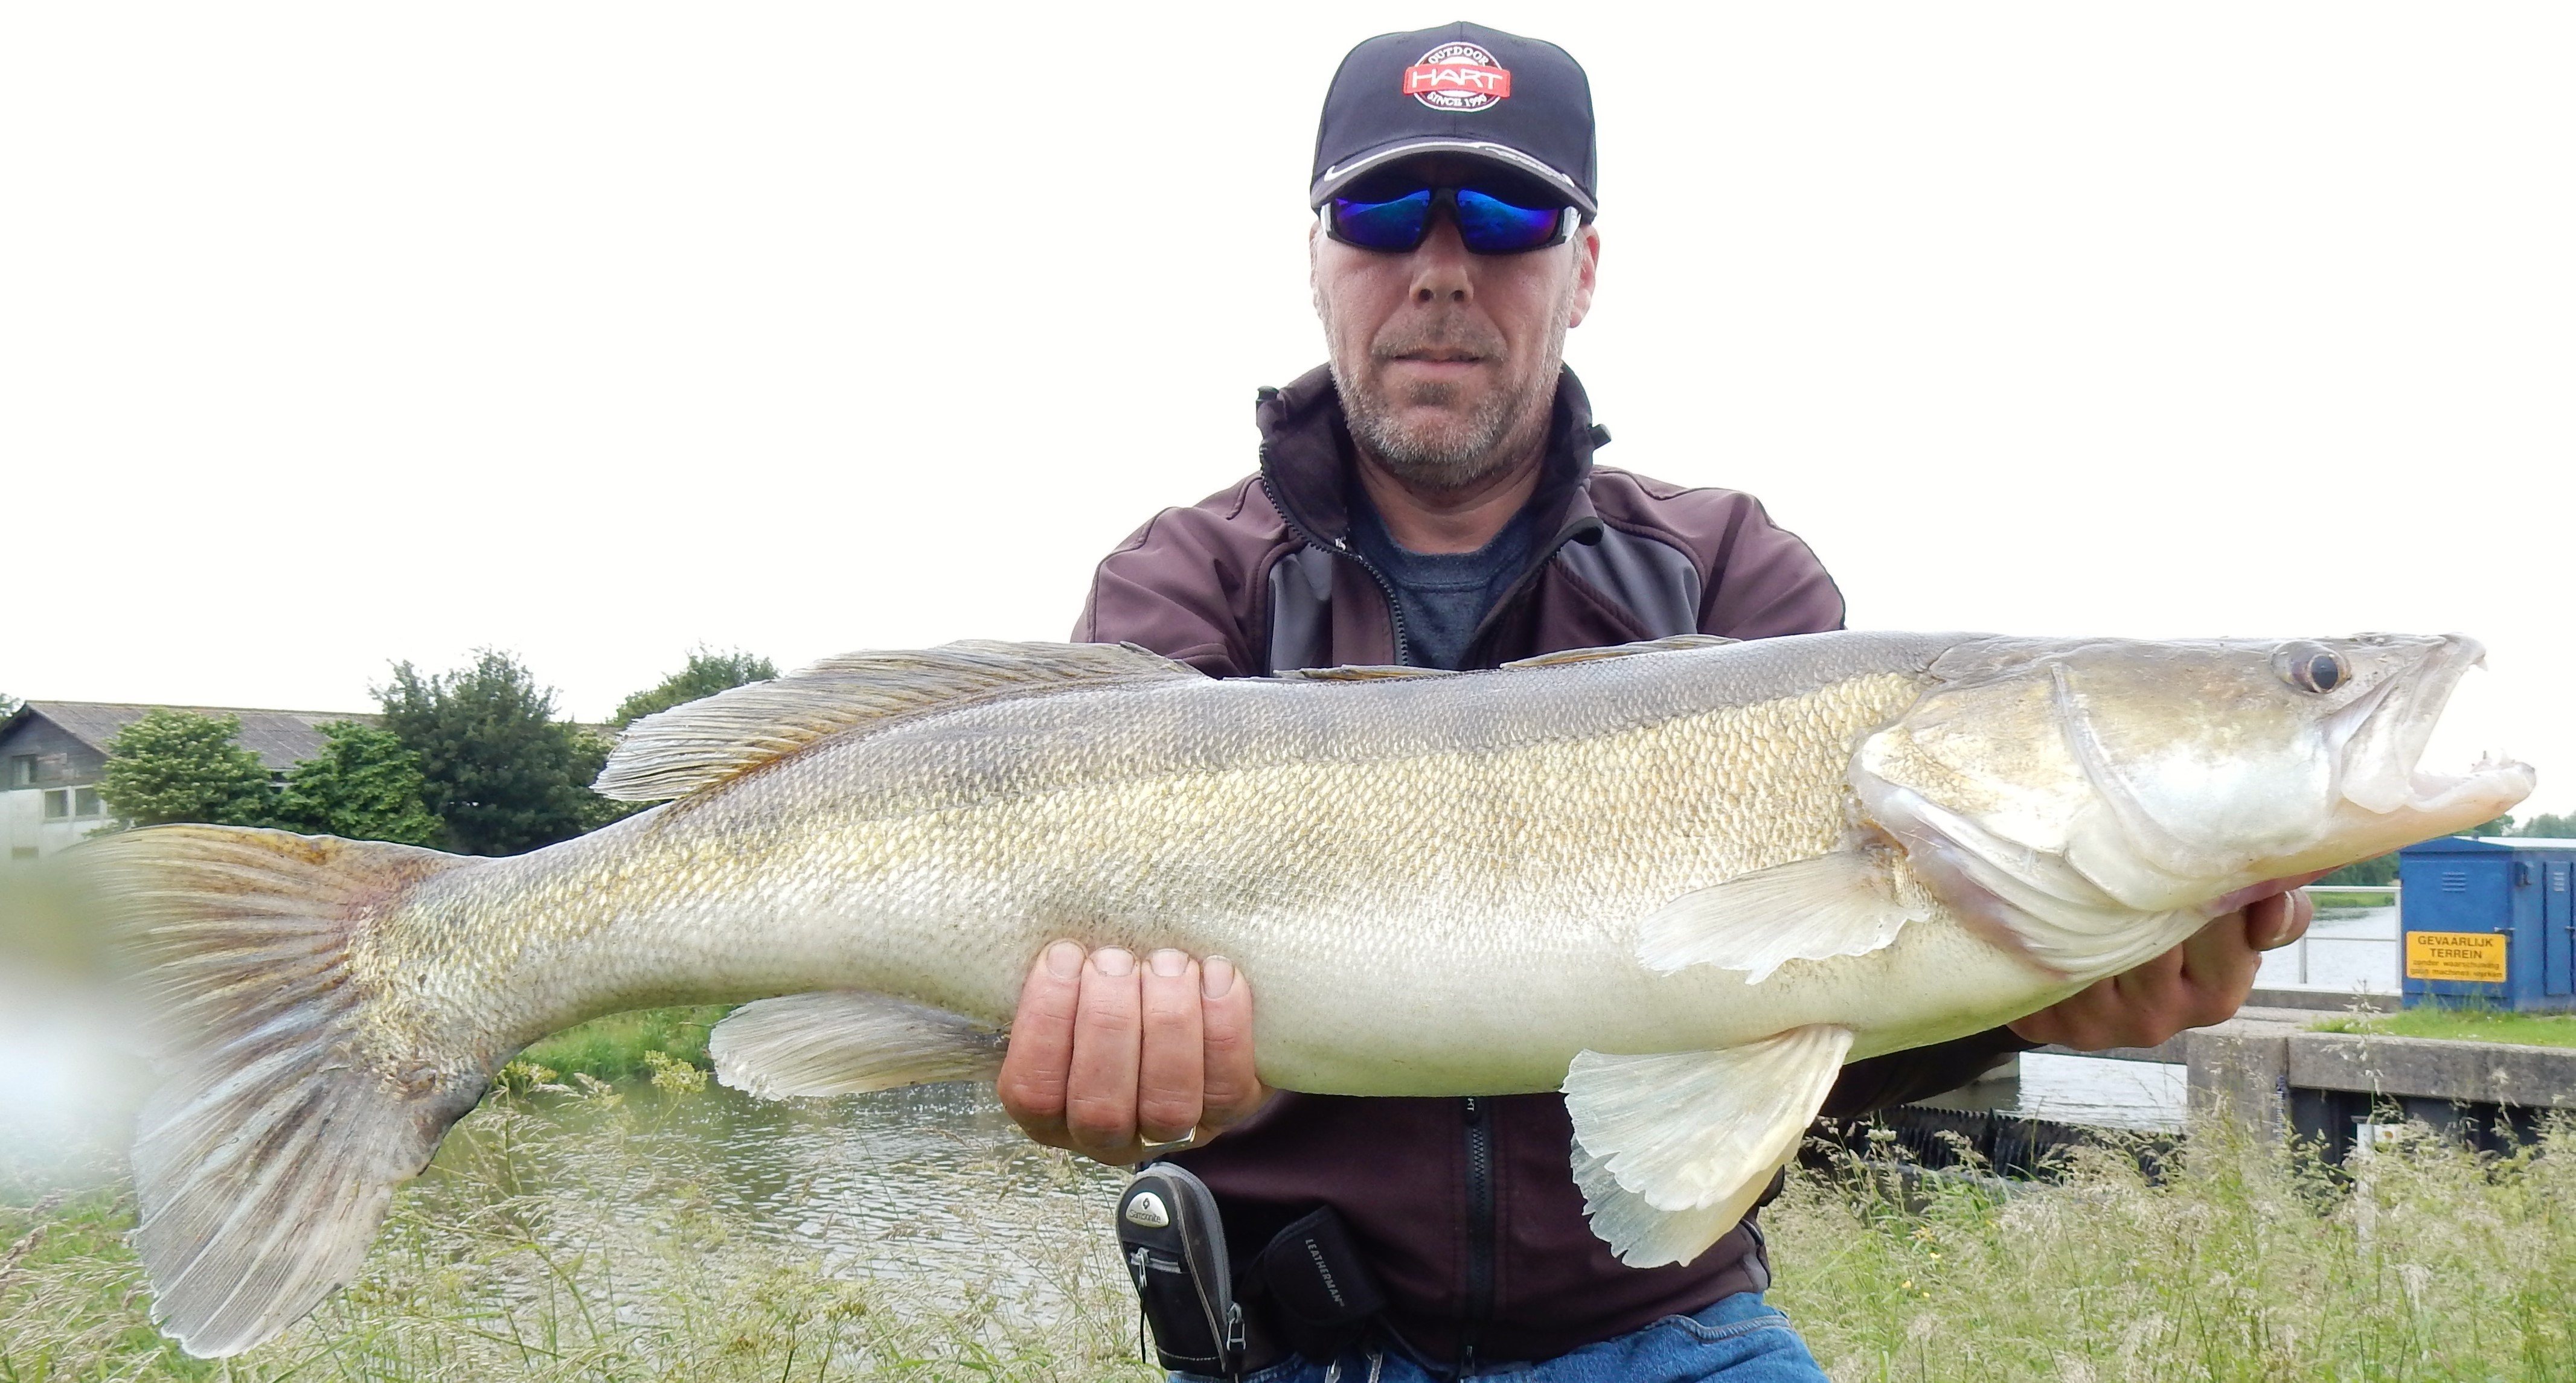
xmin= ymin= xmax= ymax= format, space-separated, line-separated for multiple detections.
xmin=1767 ymin=1116 xmax=2576 ymax=1380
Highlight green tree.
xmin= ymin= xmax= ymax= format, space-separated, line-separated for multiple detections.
xmin=270 ymin=721 xmax=444 ymax=846
xmin=2318 ymin=813 xmax=2520 ymax=886
xmin=610 ymin=648 xmax=778 ymax=729
xmin=377 ymin=651 xmax=610 ymax=857
xmin=97 ymin=710 xmax=275 ymax=828
xmin=2515 ymin=811 xmax=2576 ymax=839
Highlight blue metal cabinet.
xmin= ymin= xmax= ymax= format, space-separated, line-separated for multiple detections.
xmin=2548 ymin=857 xmax=2574 ymax=999
xmin=2398 ymin=837 xmax=2576 ymax=1011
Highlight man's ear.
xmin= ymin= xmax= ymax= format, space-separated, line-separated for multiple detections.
xmin=1308 ymin=217 xmax=1329 ymax=325
xmin=1566 ymin=221 xmax=1602 ymax=328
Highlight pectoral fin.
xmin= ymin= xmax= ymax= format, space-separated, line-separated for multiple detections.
xmin=709 ymin=992 xmax=1005 ymax=1100
xmin=1562 ymin=1025 xmax=1854 ymax=1267
xmin=1637 ymin=849 xmax=1927 ymax=982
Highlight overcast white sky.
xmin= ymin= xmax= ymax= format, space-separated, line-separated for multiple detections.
xmin=3 ymin=5 xmax=2569 ymax=812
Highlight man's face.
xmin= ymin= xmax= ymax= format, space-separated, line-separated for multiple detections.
xmin=1312 ymin=157 xmax=1600 ymax=491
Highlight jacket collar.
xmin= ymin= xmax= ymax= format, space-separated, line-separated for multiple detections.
xmin=1255 ymin=363 xmax=1610 ymax=552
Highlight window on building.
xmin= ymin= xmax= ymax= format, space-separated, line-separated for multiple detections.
xmin=43 ymin=788 xmax=70 ymax=819
xmin=7 ymin=755 xmax=35 ymax=788
xmin=75 ymin=787 xmax=102 ymax=817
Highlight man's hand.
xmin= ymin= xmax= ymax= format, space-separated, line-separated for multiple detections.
xmin=2007 ymin=888 xmax=2316 ymax=1050
xmin=996 ymin=941 xmax=1271 ymax=1165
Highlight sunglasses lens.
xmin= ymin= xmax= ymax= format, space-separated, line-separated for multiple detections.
xmin=1455 ymin=190 xmax=1568 ymax=253
xmin=1330 ymin=190 xmax=1434 ymax=251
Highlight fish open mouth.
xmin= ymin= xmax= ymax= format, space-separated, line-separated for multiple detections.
xmin=2333 ymin=634 xmax=2534 ymax=822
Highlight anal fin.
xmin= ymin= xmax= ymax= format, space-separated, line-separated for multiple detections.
xmin=1638 ymin=848 xmax=1927 ymax=982
xmin=1562 ymin=1025 xmax=1854 ymax=1267
xmin=710 ymin=992 xmax=1005 ymax=1100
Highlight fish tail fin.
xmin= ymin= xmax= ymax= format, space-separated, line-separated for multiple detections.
xmin=83 ymin=825 xmax=489 ymax=1358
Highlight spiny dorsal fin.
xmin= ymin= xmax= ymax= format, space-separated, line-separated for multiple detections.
xmin=595 ymin=639 xmax=1199 ymax=802
xmin=1274 ymin=664 xmax=1460 ymax=682
xmin=1501 ymin=634 xmax=1739 ymax=670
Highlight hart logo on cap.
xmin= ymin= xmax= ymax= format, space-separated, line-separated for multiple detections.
xmin=1403 ymin=42 xmax=1511 ymax=111
xmin=1312 ymin=24 xmax=1595 ymax=214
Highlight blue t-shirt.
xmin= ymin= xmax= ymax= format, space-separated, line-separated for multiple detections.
xmin=1347 ymin=494 xmax=1543 ymax=671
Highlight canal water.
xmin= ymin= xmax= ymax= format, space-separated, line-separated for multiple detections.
xmin=2255 ymin=903 xmax=2400 ymax=995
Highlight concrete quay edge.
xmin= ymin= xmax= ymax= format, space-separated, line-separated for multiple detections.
xmin=2035 ymin=1008 xmax=2576 ymax=1120
xmin=2289 ymin=1031 xmax=2576 ymax=1109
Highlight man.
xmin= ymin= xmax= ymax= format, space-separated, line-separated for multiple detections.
xmin=997 ymin=22 xmax=2312 ymax=1380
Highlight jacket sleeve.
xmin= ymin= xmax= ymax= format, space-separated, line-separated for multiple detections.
xmin=1819 ymin=1027 xmax=2041 ymax=1119
xmin=1697 ymin=496 xmax=1847 ymax=640
xmin=1072 ymin=493 xmax=1267 ymax=679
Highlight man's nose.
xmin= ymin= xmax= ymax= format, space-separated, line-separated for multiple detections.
xmin=1406 ymin=214 xmax=1473 ymax=307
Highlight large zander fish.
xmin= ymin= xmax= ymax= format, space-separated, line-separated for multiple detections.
xmin=88 ymin=630 xmax=2532 ymax=1356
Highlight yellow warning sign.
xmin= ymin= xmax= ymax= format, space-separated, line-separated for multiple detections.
xmin=2406 ymin=931 xmax=2508 ymax=983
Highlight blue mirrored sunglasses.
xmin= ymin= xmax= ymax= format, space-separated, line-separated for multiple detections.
xmin=1325 ymin=186 xmax=1576 ymax=255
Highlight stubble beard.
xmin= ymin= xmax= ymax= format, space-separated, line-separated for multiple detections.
xmin=1325 ymin=284 xmax=1575 ymax=494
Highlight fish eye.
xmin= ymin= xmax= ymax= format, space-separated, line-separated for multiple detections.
xmin=2272 ymin=642 xmax=2347 ymax=694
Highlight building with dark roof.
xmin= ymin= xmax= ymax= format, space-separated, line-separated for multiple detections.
xmin=1 ymin=701 xmax=374 ymax=860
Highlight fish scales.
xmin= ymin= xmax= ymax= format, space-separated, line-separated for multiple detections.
xmin=361 ymin=645 xmax=1950 ymax=1092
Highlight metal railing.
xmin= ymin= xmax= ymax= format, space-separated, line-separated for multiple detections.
xmin=2269 ymin=884 xmax=2399 ymax=991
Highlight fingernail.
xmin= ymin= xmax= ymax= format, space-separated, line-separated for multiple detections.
xmin=1203 ymin=956 xmax=1235 ymax=998
xmin=1093 ymin=947 xmax=1134 ymax=977
xmin=1150 ymin=948 xmax=1189 ymax=978
xmin=1044 ymin=941 xmax=1082 ymax=979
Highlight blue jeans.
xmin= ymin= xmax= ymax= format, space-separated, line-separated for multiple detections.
xmin=1178 ymin=1292 xmax=1829 ymax=1383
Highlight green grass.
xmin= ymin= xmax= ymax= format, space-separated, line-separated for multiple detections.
xmin=0 ymin=1075 xmax=1158 ymax=1382
xmin=1767 ymin=1118 xmax=2576 ymax=1380
xmin=2311 ymin=1005 xmax=2576 ymax=1049
xmin=11 ymin=1075 xmax=2576 ymax=1381
xmin=2307 ymin=889 xmax=2399 ymax=910
xmin=514 ymin=1005 xmax=729 ymax=1083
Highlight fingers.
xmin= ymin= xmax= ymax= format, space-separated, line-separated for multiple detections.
xmin=996 ymin=941 xmax=1265 ymax=1166
xmin=1135 ymin=950 xmax=1206 ymax=1145
xmin=2244 ymin=889 xmax=2315 ymax=951
xmin=2175 ymin=910 xmax=2261 ymax=1027
xmin=2008 ymin=973 xmax=2134 ymax=1049
xmin=1198 ymin=956 xmax=1272 ymax=1133
xmin=1062 ymin=948 xmax=1145 ymax=1155
xmin=2011 ymin=907 xmax=2288 ymax=1050
xmin=996 ymin=940 xmax=1086 ymax=1143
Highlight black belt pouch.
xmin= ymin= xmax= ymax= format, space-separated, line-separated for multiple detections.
xmin=1118 ymin=1164 xmax=1246 ymax=1375
xmin=1245 ymin=1206 xmax=1388 ymax=1361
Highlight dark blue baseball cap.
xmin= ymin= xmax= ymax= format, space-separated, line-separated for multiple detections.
xmin=1309 ymin=22 xmax=1597 ymax=214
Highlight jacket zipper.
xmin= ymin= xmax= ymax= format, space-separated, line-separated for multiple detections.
xmin=1256 ymin=468 xmax=1415 ymax=666
xmin=1453 ymin=517 xmax=1601 ymax=669
xmin=1461 ymin=1095 xmax=1495 ymax=1371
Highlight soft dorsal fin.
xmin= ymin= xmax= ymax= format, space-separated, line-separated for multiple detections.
xmin=1501 ymin=634 xmax=1739 ymax=670
xmin=594 ymin=640 xmax=1199 ymax=802
xmin=1275 ymin=664 xmax=1460 ymax=682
